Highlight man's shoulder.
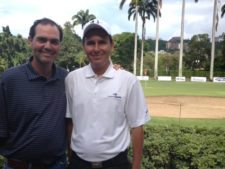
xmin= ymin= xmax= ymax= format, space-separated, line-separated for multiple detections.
xmin=67 ymin=66 xmax=86 ymax=76
xmin=117 ymin=69 xmax=137 ymax=79
xmin=114 ymin=69 xmax=140 ymax=87
xmin=56 ymin=66 xmax=69 ymax=77
xmin=65 ymin=67 xmax=87 ymax=87
xmin=1 ymin=64 xmax=26 ymax=81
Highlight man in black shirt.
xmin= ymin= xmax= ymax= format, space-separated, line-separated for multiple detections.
xmin=0 ymin=18 xmax=67 ymax=169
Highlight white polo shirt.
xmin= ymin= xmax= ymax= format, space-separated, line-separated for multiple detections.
xmin=65 ymin=63 xmax=150 ymax=162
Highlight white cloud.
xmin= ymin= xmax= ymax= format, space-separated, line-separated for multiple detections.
xmin=0 ymin=0 xmax=224 ymax=40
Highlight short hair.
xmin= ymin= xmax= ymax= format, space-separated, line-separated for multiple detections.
xmin=29 ymin=18 xmax=63 ymax=42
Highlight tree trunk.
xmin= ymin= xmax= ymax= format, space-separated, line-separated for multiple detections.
xmin=140 ymin=22 xmax=145 ymax=76
xmin=179 ymin=0 xmax=185 ymax=77
xmin=133 ymin=3 xmax=138 ymax=75
xmin=210 ymin=0 xmax=217 ymax=81
xmin=154 ymin=0 xmax=160 ymax=79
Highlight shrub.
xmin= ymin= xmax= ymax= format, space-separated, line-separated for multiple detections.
xmin=138 ymin=125 xmax=225 ymax=169
xmin=1 ymin=126 xmax=225 ymax=169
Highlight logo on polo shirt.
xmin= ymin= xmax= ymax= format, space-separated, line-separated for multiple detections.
xmin=108 ymin=93 xmax=122 ymax=99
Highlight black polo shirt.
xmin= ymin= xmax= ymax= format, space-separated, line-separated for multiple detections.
xmin=0 ymin=60 xmax=68 ymax=165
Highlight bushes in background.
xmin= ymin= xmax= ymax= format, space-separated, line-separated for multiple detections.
xmin=0 ymin=125 xmax=224 ymax=169
xmin=141 ymin=125 xmax=225 ymax=169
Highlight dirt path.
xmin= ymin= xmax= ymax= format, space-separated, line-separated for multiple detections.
xmin=146 ymin=96 xmax=225 ymax=119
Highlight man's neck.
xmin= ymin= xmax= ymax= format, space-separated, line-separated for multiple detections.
xmin=31 ymin=59 xmax=53 ymax=79
xmin=91 ymin=61 xmax=110 ymax=76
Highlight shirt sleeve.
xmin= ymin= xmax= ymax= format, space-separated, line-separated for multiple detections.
xmin=0 ymin=79 xmax=8 ymax=141
xmin=125 ymin=79 xmax=150 ymax=128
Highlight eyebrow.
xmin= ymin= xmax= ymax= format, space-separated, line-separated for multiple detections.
xmin=36 ymin=36 xmax=60 ymax=44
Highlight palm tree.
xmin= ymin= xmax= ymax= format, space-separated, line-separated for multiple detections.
xmin=178 ymin=0 xmax=198 ymax=77
xmin=72 ymin=9 xmax=96 ymax=29
xmin=127 ymin=0 xmax=157 ymax=76
xmin=154 ymin=0 xmax=162 ymax=79
xmin=221 ymin=3 xmax=225 ymax=18
xmin=120 ymin=0 xmax=139 ymax=75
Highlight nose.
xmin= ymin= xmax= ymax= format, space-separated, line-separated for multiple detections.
xmin=93 ymin=43 xmax=100 ymax=51
xmin=44 ymin=41 xmax=52 ymax=49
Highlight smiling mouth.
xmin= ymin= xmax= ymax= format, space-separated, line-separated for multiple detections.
xmin=90 ymin=55 xmax=101 ymax=58
xmin=42 ymin=52 xmax=55 ymax=56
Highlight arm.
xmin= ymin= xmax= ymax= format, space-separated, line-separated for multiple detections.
xmin=66 ymin=118 xmax=73 ymax=163
xmin=125 ymin=78 xmax=149 ymax=169
xmin=131 ymin=125 xmax=144 ymax=169
xmin=0 ymin=80 xmax=8 ymax=146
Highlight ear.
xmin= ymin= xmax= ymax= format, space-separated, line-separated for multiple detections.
xmin=28 ymin=37 xmax=32 ymax=46
xmin=111 ymin=41 xmax=115 ymax=49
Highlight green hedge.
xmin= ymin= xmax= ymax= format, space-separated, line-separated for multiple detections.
xmin=140 ymin=125 xmax=225 ymax=169
xmin=1 ymin=125 xmax=225 ymax=169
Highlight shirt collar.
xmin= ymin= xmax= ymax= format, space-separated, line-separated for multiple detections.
xmin=85 ymin=62 xmax=116 ymax=79
xmin=25 ymin=56 xmax=59 ymax=81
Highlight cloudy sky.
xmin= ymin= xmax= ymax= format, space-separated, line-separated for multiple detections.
xmin=0 ymin=0 xmax=224 ymax=41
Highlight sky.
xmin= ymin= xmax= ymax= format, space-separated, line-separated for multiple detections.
xmin=0 ymin=0 xmax=224 ymax=41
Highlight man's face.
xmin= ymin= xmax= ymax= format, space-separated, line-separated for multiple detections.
xmin=83 ymin=29 xmax=114 ymax=70
xmin=29 ymin=24 xmax=61 ymax=65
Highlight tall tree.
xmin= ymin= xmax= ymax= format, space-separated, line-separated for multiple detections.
xmin=71 ymin=9 xmax=96 ymax=29
xmin=128 ymin=0 xmax=157 ymax=76
xmin=178 ymin=0 xmax=198 ymax=77
xmin=120 ymin=0 xmax=139 ymax=75
xmin=154 ymin=0 xmax=162 ymax=79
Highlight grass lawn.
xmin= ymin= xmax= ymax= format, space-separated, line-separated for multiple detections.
xmin=141 ymin=80 xmax=225 ymax=97
xmin=141 ymin=80 xmax=225 ymax=128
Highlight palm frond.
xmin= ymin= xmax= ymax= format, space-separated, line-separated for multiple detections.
xmin=222 ymin=4 xmax=225 ymax=18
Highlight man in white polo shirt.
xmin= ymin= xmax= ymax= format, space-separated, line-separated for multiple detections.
xmin=65 ymin=19 xmax=150 ymax=169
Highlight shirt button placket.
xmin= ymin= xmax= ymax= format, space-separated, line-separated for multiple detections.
xmin=93 ymin=78 xmax=99 ymax=104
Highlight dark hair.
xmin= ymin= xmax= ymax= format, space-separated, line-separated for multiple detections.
xmin=29 ymin=18 xmax=63 ymax=42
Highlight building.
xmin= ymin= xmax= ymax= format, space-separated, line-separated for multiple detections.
xmin=166 ymin=37 xmax=189 ymax=51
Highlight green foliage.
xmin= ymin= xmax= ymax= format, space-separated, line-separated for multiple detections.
xmin=141 ymin=52 xmax=179 ymax=77
xmin=57 ymin=22 xmax=83 ymax=71
xmin=145 ymin=38 xmax=167 ymax=51
xmin=71 ymin=9 xmax=96 ymax=29
xmin=141 ymin=51 xmax=155 ymax=74
xmin=0 ymin=26 xmax=29 ymax=71
xmin=133 ymin=125 xmax=225 ymax=169
xmin=128 ymin=0 xmax=157 ymax=22
xmin=1 ymin=125 xmax=225 ymax=169
xmin=158 ymin=53 xmax=178 ymax=76
xmin=184 ymin=34 xmax=211 ymax=71
xmin=112 ymin=32 xmax=136 ymax=71
xmin=214 ymin=33 xmax=225 ymax=71
xmin=0 ymin=58 xmax=7 ymax=72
